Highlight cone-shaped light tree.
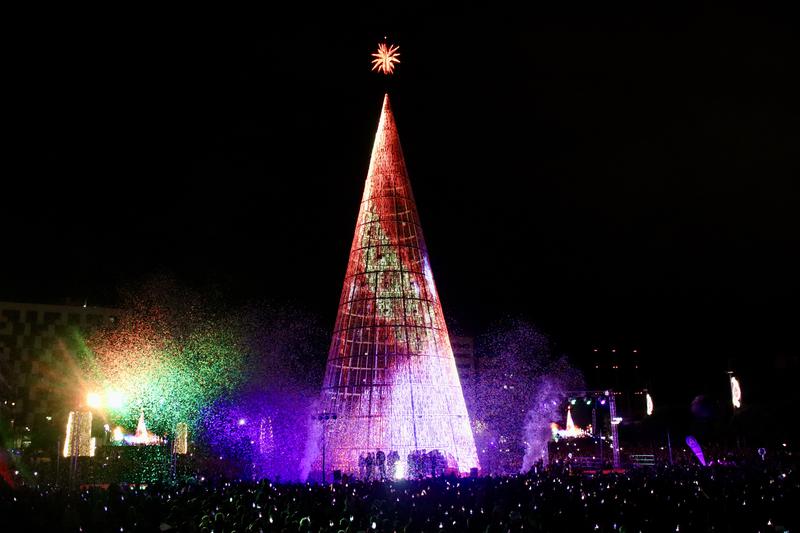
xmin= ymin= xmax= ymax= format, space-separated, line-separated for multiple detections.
xmin=318 ymin=93 xmax=479 ymax=476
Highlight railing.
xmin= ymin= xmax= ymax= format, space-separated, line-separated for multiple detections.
xmin=629 ymin=454 xmax=655 ymax=467
xmin=570 ymin=456 xmax=603 ymax=470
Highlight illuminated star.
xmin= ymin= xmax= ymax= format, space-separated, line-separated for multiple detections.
xmin=371 ymin=42 xmax=401 ymax=75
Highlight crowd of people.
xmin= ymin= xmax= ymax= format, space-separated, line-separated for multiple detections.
xmin=356 ymin=450 xmax=449 ymax=481
xmin=1 ymin=460 xmax=795 ymax=532
xmin=357 ymin=451 xmax=395 ymax=481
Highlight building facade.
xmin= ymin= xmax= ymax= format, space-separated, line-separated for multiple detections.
xmin=0 ymin=301 xmax=120 ymax=441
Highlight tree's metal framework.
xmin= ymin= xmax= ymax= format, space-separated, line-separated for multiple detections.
xmin=319 ymin=94 xmax=479 ymax=475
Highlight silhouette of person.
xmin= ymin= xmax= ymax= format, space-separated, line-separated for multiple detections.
xmin=366 ymin=452 xmax=375 ymax=481
xmin=387 ymin=450 xmax=398 ymax=479
xmin=358 ymin=452 xmax=366 ymax=480
xmin=376 ymin=450 xmax=386 ymax=480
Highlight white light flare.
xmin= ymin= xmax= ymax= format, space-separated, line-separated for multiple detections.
xmin=730 ymin=375 xmax=742 ymax=409
xmin=106 ymin=389 xmax=125 ymax=409
xmin=86 ymin=392 xmax=102 ymax=409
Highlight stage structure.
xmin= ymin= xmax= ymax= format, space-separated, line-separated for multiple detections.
xmin=555 ymin=390 xmax=621 ymax=469
xmin=318 ymin=82 xmax=479 ymax=476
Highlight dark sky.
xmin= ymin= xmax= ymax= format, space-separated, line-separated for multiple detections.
xmin=5 ymin=7 xmax=799 ymax=393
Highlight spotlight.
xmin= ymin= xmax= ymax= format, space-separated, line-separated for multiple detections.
xmin=569 ymin=399 xmax=576 ymax=405
xmin=86 ymin=392 xmax=102 ymax=409
xmin=238 ymin=418 xmax=247 ymax=426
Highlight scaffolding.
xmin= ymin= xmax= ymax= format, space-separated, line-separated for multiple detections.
xmin=564 ymin=390 xmax=622 ymax=469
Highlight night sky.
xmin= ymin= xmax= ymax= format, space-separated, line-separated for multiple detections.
xmin=5 ymin=7 xmax=799 ymax=398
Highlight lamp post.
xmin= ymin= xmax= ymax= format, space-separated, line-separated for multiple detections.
xmin=316 ymin=412 xmax=337 ymax=483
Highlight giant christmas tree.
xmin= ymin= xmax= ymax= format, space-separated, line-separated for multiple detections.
xmin=318 ymin=91 xmax=479 ymax=476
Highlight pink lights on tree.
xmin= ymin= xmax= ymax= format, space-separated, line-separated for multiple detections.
xmin=318 ymin=94 xmax=479 ymax=476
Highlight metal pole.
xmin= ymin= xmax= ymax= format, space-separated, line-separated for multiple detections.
xmin=316 ymin=412 xmax=336 ymax=484
xmin=667 ymin=431 xmax=673 ymax=465
xmin=609 ymin=392 xmax=620 ymax=469
xmin=70 ymin=424 xmax=78 ymax=487
xmin=592 ymin=406 xmax=599 ymax=466
xmin=599 ymin=432 xmax=604 ymax=467
xmin=56 ymin=439 xmax=60 ymax=487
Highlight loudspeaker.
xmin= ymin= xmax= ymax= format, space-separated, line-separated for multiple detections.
xmin=470 ymin=467 xmax=479 ymax=478
xmin=333 ymin=469 xmax=342 ymax=482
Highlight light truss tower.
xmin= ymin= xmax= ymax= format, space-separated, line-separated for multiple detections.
xmin=319 ymin=94 xmax=479 ymax=477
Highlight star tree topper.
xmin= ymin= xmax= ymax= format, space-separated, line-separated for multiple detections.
xmin=371 ymin=41 xmax=400 ymax=75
